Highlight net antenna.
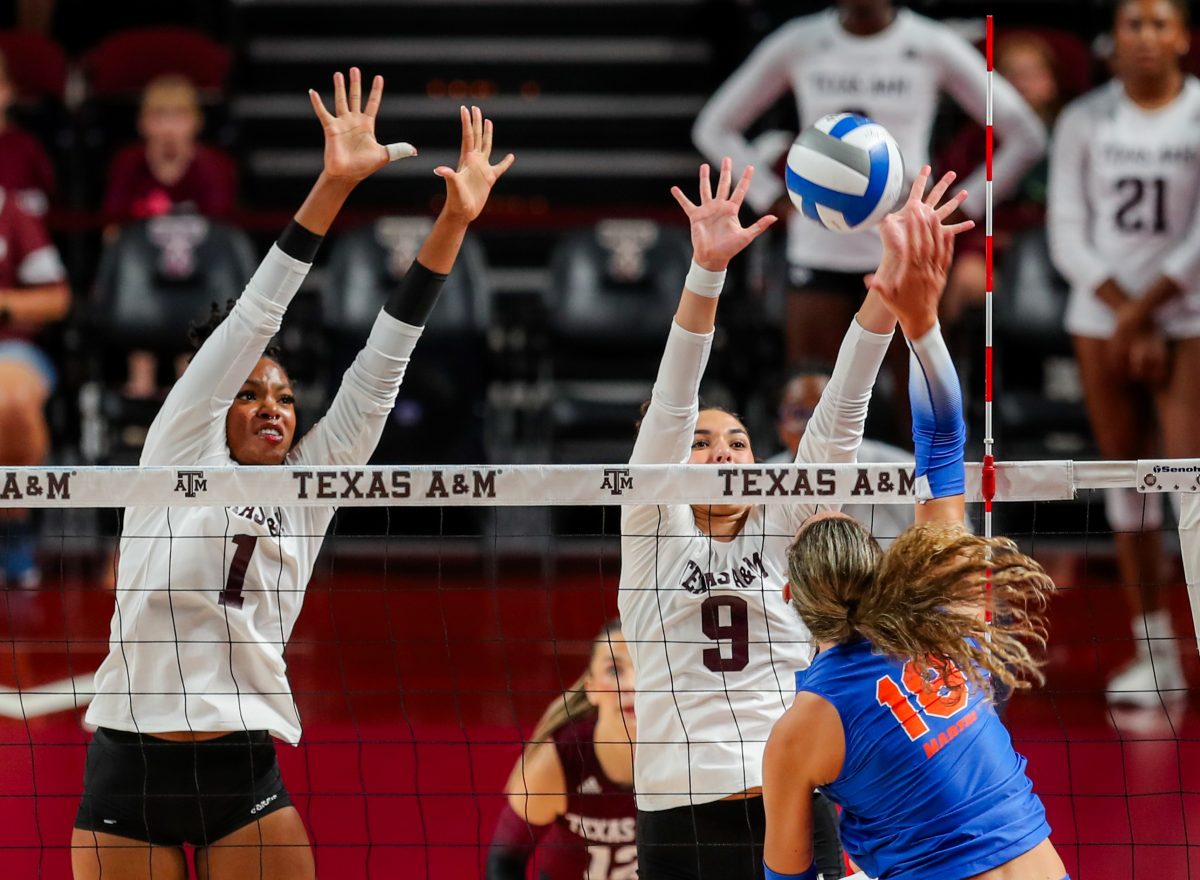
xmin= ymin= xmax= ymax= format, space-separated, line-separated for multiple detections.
xmin=983 ymin=13 xmax=997 ymax=630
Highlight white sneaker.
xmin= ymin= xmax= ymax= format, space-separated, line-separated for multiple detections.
xmin=1106 ymin=650 xmax=1186 ymax=707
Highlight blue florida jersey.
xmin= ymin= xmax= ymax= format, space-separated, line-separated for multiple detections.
xmin=795 ymin=639 xmax=1050 ymax=880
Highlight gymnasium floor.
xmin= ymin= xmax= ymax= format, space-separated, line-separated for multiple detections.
xmin=1 ymin=547 xmax=1198 ymax=879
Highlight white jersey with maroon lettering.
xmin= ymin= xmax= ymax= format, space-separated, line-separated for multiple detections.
xmin=86 ymin=244 xmax=423 ymax=743
xmin=619 ymin=318 xmax=893 ymax=811
xmin=693 ymin=7 xmax=1045 ymax=272
xmin=1048 ymin=76 xmax=1200 ymax=339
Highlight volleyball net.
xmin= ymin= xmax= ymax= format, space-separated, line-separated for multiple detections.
xmin=2 ymin=459 xmax=1199 ymax=879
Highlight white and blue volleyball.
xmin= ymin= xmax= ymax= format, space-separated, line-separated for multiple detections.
xmin=785 ymin=113 xmax=904 ymax=233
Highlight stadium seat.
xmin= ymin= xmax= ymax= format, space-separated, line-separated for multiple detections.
xmin=84 ymin=27 xmax=231 ymax=96
xmin=545 ymin=219 xmax=692 ymax=464
xmin=992 ymin=227 xmax=1091 ymax=458
xmin=323 ymin=218 xmax=492 ymax=466
xmin=83 ymin=214 xmax=258 ymax=462
xmin=0 ymin=31 xmax=67 ymax=101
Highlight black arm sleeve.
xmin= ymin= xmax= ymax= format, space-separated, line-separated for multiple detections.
xmin=384 ymin=259 xmax=448 ymax=326
xmin=486 ymin=803 xmax=547 ymax=880
xmin=277 ymin=220 xmax=324 ymax=264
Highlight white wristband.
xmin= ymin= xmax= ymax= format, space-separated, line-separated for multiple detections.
xmin=684 ymin=260 xmax=726 ymax=299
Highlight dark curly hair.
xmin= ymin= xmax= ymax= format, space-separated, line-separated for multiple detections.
xmin=188 ymin=299 xmax=284 ymax=365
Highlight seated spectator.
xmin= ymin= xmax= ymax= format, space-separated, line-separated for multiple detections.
xmin=104 ymin=74 xmax=235 ymax=397
xmin=0 ymin=187 xmax=70 ymax=587
xmin=768 ymin=365 xmax=913 ymax=544
xmin=0 ymin=50 xmax=56 ymax=217
xmin=939 ymin=32 xmax=1066 ymax=326
xmin=102 ymin=74 xmax=234 ymax=225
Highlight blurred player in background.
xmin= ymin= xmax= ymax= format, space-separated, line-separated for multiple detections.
xmin=71 ymin=68 xmax=513 ymax=879
xmin=0 ymin=186 xmax=69 ymax=588
xmin=621 ymin=159 xmax=969 ymax=879
xmin=764 ymin=197 xmax=1066 ymax=880
xmin=768 ymin=365 xmax=913 ymax=545
xmin=693 ymin=0 xmax=1044 ymax=429
xmin=1047 ymin=0 xmax=1199 ymax=707
xmin=489 ymin=620 xmax=637 ymax=880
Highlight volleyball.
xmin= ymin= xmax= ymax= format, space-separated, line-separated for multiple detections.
xmin=785 ymin=113 xmax=905 ymax=233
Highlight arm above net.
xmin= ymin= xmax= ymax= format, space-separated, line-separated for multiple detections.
xmin=142 ymin=68 xmax=414 ymax=467
xmin=290 ymin=105 xmax=513 ymax=468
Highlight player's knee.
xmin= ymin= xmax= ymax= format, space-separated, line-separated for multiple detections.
xmin=0 ymin=395 xmax=49 ymax=465
xmin=1105 ymin=487 xmax=1162 ymax=533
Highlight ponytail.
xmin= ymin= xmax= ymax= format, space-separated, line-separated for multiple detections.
xmin=788 ymin=519 xmax=1055 ymax=694
xmin=523 ymin=619 xmax=623 ymax=756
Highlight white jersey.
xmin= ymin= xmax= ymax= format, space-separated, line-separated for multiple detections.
xmin=86 ymin=244 xmax=423 ymax=744
xmin=693 ymin=8 xmax=1046 ymax=272
xmin=1048 ymin=77 xmax=1200 ymax=339
xmin=619 ymin=318 xmax=893 ymax=811
xmin=768 ymin=436 xmax=913 ymax=544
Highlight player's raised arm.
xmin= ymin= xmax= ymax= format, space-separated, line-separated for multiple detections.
xmin=143 ymin=68 xmax=414 ymax=466
xmin=627 ymin=158 xmax=775 ymax=468
xmin=871 ymin=174 xmax=971 ymax=525
xmin=290 ymin=105 xmax=513 ymax=467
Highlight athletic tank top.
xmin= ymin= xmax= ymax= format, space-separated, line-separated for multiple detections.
xmin=796 ymin=639 xmax=1050 ymax=880
xmin=536 ymin=715 xmax=638 ymax=880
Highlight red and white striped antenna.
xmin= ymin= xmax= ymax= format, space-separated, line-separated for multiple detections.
xmin=983 ymin=14 xmax=996 ymax=623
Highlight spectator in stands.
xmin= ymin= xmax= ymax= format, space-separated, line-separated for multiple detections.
xmin=0 ymin=187 xmax=70 ymax=587
xmin=940 ymin=32 xmax=1067 ymax=326
xmin=102 ymin=74 xmax=234 ymax=225
xmin=693 ymin=0 xmax=1045 ymax=409
xmin=767 ymin=364 xmax=913 ymax=544
xmin=0 ymin=49 xmax=56 ymax=217
xmin=1048 ymin=0 xmax=1199 ymax=706
xmin=104 ymin=74 xmax=236 ymax=398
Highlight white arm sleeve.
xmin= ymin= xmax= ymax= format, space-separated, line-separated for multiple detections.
xmin=1046 ymin=104 xmax=1111 ymax=293
xmin=290 ymin=311 xmax=423 ymax=467
xmin=692 ymin=22 xmax=801 ymax=214
xmin=783 ymin=318 xmax=893 ymax=530
xmin=140 ymin=244 xmax=309 ymax=466
xmin=936 ymin=27 xmax=1047 ymax=221
xmin=621 ymin=320 xmax=713 ymax=539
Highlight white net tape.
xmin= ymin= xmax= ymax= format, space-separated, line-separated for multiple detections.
xmin=1 ymin=458 xmax=1197 ymax=509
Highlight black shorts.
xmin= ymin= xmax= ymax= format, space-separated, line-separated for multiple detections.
xmin=74 ymin=727 xmax=292 ymax=847
xmin=636 ymin=792 xmax=842 ymax=879
xmin=788 ymin=265 xmax=868 ymax=301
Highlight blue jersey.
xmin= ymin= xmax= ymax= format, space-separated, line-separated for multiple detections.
xmin=795 ymin=639 xmax=1050 ymax=880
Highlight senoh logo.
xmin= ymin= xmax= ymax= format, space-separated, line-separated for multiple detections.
xmin=601 ymin=468 xmax=633 ymax=496
xmin=174 ymin=470 xmax=208 ymax=498
xmin=250 ymin=793 xmax=278 ymax=815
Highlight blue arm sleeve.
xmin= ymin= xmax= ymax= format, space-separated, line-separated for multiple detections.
xmin=908 ymin=322 xmax=966 ymax=501
xmin=764 ymin=862 xmax=818 ymax=880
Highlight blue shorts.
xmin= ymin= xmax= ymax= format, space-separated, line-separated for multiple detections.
xmin=0 ymin=339 xmax=57 ymax=394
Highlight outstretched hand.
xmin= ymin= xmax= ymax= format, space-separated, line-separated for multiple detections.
xmin=435 ymin=105 xmax=516 ymax=224
xmin=309 ymin=67 xmax=415 ymax=184
xmin=672 ymin=158 xmax=777 ymax=271
xmin=871 ymin=166 xmax=975 ymax=338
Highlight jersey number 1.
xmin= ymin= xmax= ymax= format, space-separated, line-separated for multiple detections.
xmin=218 ymin=535 xmax=258 ymax=609
xmin=875 ymin=658 xmax=968 ymax=741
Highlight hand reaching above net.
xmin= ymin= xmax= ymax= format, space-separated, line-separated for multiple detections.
xmin=308 ymin=67 xmax=415 ymax=184
xmin=671 ymin=157 xmax=777 ymax=271
xmin=434 ymin=105 xmax=516 ymax=225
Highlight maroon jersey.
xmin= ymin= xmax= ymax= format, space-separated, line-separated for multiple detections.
xmin=532 ymin=714 xmax=638 ymax=880
xmin=102 ymin=143 xmax=235 ymax=223
xmin=0 ymin=187 xmax=66 ymax=340
xmin=0 ymin=126 xmax=55 ymax=215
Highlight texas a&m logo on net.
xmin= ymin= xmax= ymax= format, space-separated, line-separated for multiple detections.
xmin=174 ymin=470 xmax=208 ymax=498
